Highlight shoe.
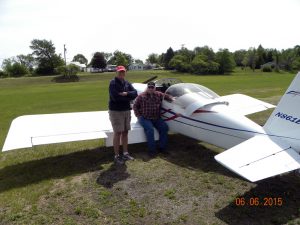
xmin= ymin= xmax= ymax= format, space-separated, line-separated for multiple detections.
xmin=114 ymin=155 xmax=124 ymax=165
xmin=123 ymin=153 xmax=134 ymax=161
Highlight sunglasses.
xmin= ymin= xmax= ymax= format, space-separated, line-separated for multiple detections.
xmin=148 ymin=86 xmax=155 ymax=89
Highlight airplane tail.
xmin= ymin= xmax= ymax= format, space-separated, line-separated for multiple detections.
xmin=215 ymin=72 xmax=300 ymax=182
xmin=264 ymin=72 xmax=300 ymax=149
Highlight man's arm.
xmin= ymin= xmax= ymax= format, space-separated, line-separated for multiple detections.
xmin=109 ymin=82 xmax=130 ymax=102
xmin=133 ymin=96 xmax=142 ymax=118
xmin=159 ymin=92 xmax=174 ymax=102
xmin=127 ymin=82 xmax=138 ymax=100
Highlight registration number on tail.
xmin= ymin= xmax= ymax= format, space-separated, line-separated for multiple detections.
xmin=275 ymin=112 xmax=300 ymax=124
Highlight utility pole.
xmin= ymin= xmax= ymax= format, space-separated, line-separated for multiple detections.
xmin=64 ymin=44 xmax=67 ymax=66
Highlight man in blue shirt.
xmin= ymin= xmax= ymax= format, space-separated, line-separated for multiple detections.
xmin=109 ymin=65 xmax=137 ymax=164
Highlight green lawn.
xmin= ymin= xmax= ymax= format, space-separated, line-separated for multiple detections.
xmin=0 ymin=69 xmax=300 ymax=225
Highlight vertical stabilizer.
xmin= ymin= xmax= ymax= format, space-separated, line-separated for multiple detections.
xmin=264 ymin=72 xmax=300 ymax=150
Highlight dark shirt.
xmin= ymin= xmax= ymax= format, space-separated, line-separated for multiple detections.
xmin=109 ymin=77 xmax=137 ymax=111
xmin=133 ymin=91 xmax=172 ymax=120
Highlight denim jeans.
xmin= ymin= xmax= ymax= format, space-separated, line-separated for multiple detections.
xmin=138 ymin=117 xmax=169 ymax=153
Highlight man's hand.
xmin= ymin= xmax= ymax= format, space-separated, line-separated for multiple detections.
xmin=119 ymin=92 xmax=128 ymax=96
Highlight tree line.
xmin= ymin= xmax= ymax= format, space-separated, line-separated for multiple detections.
xmin=1 ymin=39 xmax=300 ymax=78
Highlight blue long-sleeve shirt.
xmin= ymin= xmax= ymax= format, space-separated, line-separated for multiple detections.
xmin=109 ymin=77 xmax=137 ymax=111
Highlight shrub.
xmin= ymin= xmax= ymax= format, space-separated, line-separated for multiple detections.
xmin=262 ymin=66 xmax=272 ymax=72
xmin=52 ymin=64 xmax=80 ymax=82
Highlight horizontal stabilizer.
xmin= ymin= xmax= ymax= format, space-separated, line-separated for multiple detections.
xmin=215 ymin=136 xmax=300 ymax=182
xmin=218 ymin=94 xmax=275 ymax=115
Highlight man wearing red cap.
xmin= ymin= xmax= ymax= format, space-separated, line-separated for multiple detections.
xmin=109 ymin=65 xmax=137 ymax=164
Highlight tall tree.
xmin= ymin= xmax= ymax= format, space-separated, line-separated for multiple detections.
xmin=216 ymin=49 xmax=236 ymax=74
xmin=163 ymin=47 xmax=175 ymax=70
xmin=30 ymin=39 xmax=64 ymax=75
xmin=146 ymin=53 xmax=159 ymax=64
xmin=233 ymin=50 xmax=247 ymax=67
xmin=16 ymin=54 xmax=35 ymax=73
xmin=107 ymin=51 xmax=133 ymax=68
xmin=176 ymin=47 xmax=195 ymax=63
xmin=242 ymin=48 xmax=257 ymax=71
xmin=90 ymin=52 xmax=107 ymax=69
xmin=194 ymin=46 xmax=215 ymax=61
xmin=72 ymin=54 xmax=88 ymax=65
xmin=256 ymin=44 xmax=266 ymax=68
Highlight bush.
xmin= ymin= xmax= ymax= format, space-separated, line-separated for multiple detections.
xmin=56 ymin=64 xmax=80 ymax=76
xmin=52 ymin=64 xmax=80 ymax=82
xmin=262 ymin=66 xmax=272 ymax=72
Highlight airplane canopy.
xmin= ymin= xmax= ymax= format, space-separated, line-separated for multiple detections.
xmin=165 ymin=83 xmax=222 ymax=115
xmin=166 ymin=83 xmax=219 ymax=99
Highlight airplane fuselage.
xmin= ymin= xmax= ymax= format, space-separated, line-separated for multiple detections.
xmin=161 ymin=101 xmax=266 ymax=149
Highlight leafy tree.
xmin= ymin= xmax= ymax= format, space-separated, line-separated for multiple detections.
xmin=30 ymin=39 xmax=64 ymax=75
xmin=158 ymin=53 xmax=165 ymax=66
xmin=163 ymin=47 xmax=175 ymax=70
xmin=280 ymin=48 xmax=296 ymax=71
xmin=265 ymin=49 xmax=275 ymax=63
xmin=256 ymin=45 xmax=267 ymax=69
xmin=2 ymin=58 xmax=28 ymax=77
xmin=294 ymin=45 xmax=300 ymax=57
xmin=176 ymin=47 xmax=195 ymax=63
xmin=101 ymin=52 xmax=113 ymax=63
xmin=16 ymin=54 xmax=35 ymax=72
xmin=107 ymin=51 xmax=133 ymax=68
xmin=272 ymin=49 xmax=280 ymax=72
xmin=90 ymin=52 xmax=107 ymax=69
xmin=194 ymin=46 xmax=215 ymax=61
xmin=169 ymin=55 xmax=191 ymax=72
xmin=242 ymin=48 xmax=257 ymax=71
xmin=134 ymin=59 xmax=144 ymax=64
xmin=72 ymin=54 xmax=88 ymax=65
xmin=292 ymin=57 xmax=300 ymax=71
xmin=216 ymin=49 xmax=236 ymax=74
xmin=191 ymin=54 xmax=219 ymax=74
xmin=233 ymin=50 xmax=247 ymax=67
xmin=146 ymin=53 xmax=159 ymax=64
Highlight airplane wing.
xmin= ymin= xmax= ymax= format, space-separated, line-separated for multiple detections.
xmin=218 ymin=94 xmax=275 ymax=115
xmin=214 ymin=135 xmax=300 ymax=182
xmin=2 ymin=111 xmax=158 ymax=152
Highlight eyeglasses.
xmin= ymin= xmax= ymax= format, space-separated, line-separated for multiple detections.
xmin=148 ymin=86 xmax=155 ymax=89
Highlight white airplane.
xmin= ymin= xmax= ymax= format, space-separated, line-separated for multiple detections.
xmin=2 ymin=72 xmax=300 ymax=182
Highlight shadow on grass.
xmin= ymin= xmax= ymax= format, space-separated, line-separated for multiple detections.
xmin=0 ymin=134 xmax=238 ymax=193
xmin=216 ymin=174 xmax=300 ymax=225
xmin=0 ymin=146 xmax=114 ymax=193
xmin=96 ymin=164 xmax=129 ymax=188
xmin=156 ymin=134 xmax=240 ymax=179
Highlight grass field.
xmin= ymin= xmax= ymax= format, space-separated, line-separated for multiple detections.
xmin=1 ymin=69 xmax=300 ymax=225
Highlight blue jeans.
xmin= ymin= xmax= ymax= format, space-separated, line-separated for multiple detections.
xmin=138 ymin=117 xmax=168 ymax=153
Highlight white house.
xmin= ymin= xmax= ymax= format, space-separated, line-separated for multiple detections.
xmin=129 ymin=63 xmax=144 ymax=70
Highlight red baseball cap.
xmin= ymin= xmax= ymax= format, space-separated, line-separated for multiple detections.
xmin=116 ymin=65 xmax=126 ymax=72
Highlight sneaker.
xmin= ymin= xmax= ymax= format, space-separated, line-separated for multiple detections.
xmin=123 ymin=153 xmax=134 ymax=161
xmin=114 ymin=155 xmax=124 ymax=165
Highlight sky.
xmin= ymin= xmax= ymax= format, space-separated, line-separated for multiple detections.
xmin=0 ymin=0 xmax=300 ymax=65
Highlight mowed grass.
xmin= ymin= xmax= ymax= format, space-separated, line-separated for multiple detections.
xmin=1 ymin=69 xmax=300 ymax=225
